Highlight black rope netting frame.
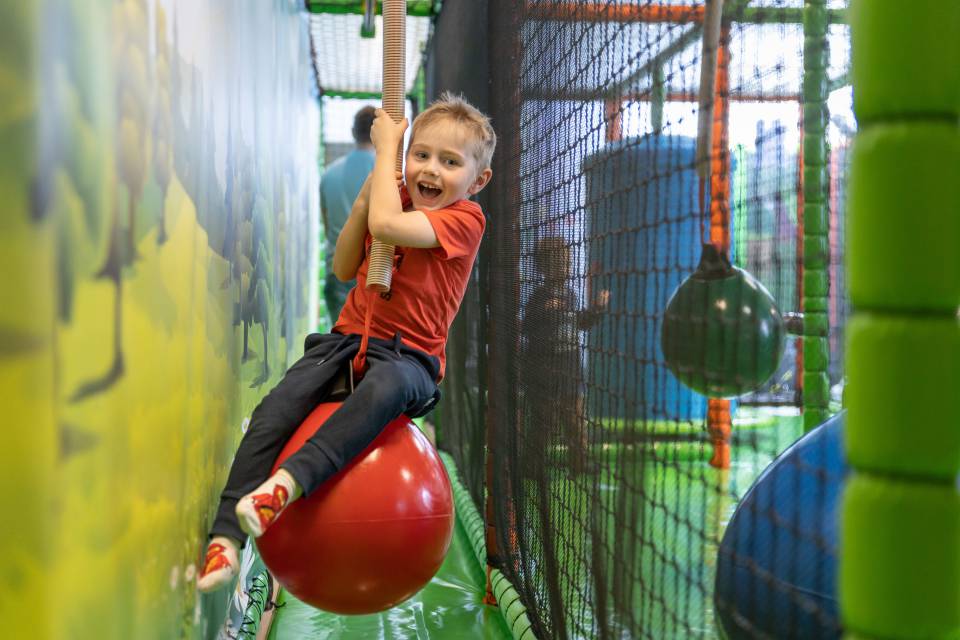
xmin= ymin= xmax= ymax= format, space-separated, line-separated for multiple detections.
xmin=434 ymin=1 xmax=852 ymax=638
xmin=424 ymin=0 xmax=493 ymax=511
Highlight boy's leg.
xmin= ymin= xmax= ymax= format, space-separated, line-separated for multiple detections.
xmin=280 ymin=337 xmax=440 ymax=497
xmin=234 ymin=468 xmax=302 ymax=538
xmin=208 ymin=333 xmax=358 ymax=543
xmin=198 ymin=334 xmax=358 ymax=592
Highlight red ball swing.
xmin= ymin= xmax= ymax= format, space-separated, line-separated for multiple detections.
xmin=255 ymin=398 xmax=454 ymax=615
xmin=256 ymin=280 xmax=455 ymax=614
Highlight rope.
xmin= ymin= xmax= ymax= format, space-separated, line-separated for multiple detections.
xmin=356 ymin=0 xmax=406 ymax=370
xmin=352 ymin=288 xmax=378 ymax=377
xmin=366 ymin=0 xmax=406 ymax=292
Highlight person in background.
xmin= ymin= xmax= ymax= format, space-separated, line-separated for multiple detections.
xmin=521 ymin=236 xmax=609 ymax=473
xmin=320 ymin=105 xmax=377 ymax=325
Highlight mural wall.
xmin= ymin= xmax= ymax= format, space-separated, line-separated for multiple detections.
xmin=0 ymin=1 xmax=320 ymax=637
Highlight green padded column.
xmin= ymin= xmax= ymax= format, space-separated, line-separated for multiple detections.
xmin=842 ymin=1 xmax=960 ymax=638
xmin=802 ymin=0 xmax=831 ymax=431
xmin=841 ymin=475 xmax=960 ymax=638
xmin=849 ymin=0 xmax=960 ymax=123
xmin=651 ymin=66 xmax=665 ymax=133
xmin=846 ymin=314 xmax=960 ymax=480
xmin=847 ymin=123 xmax=960 ymax=311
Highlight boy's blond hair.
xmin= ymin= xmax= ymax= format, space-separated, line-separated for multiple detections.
xmin=410 ymin=92 xmax=497 ymax=171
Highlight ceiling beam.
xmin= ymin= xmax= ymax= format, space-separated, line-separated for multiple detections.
xmin=521 ymin=88 xmax=803 ymax=103
xmin=593 ymin=0 xmax=751 ymax=101
xmin=306 ymin=0 xmax=439 ymax=17
xmin=524 ymin=2 xmax=846 ymax=25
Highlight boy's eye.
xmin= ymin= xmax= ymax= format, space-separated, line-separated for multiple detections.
xmin=415 ymin=152 xmax=428 ymax=160
xmin=444 ymin=158 xmax=460 ymax=167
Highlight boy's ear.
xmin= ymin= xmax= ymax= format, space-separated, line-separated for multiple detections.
xmin=468 ymin=168 xmax=493 ymax=195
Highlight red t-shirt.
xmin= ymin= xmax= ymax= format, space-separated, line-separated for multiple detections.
xmin=333 ymin=189 xmax=485 ymax=380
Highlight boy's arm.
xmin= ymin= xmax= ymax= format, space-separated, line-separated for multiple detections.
xmin=332 ymin=175 xmax=373 ymax=281
xmin=367 ymin=111 xmax=440 ymax=249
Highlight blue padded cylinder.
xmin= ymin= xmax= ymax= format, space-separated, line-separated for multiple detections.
xmin=583 ymin=136 xmax=723 ymax=421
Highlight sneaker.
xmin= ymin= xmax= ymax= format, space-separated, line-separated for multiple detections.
xmin=196 ymin=539 xmax=239 ymax=592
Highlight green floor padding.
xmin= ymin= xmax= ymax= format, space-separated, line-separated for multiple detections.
xmin=508 ymin=412 xmax=804 ymax=638
xmin=266 ymin=507 xmax=513 ymax=639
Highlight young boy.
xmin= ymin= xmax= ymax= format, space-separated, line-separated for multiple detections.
xmin=197 ymin=93 xmax=495 ymax=592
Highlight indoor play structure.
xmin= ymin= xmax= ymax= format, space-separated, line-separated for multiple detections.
xmin=3 ymin=1 xmax=958 ymax=639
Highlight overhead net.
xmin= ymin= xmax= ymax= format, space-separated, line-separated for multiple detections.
xmin=308 ymin=10 xmax=430 ymax=95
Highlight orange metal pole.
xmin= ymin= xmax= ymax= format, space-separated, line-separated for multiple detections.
xmin=707 ymin=30 xmax=732 ymax=470
xmin=604 ymin=98 xmax=623 ymax=142
xmin=522 ymin=88 xmax=801 ymax=105
xmin=709 ymin=36 xmax=731 ymax=251
xmin=660 ymin=91 xmax=800 ymax=104
xmin=526 ymin=2 xmax=704 ymax=24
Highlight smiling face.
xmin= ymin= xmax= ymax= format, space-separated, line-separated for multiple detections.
xmin=405 ymin=120 xmax=487 ymax=211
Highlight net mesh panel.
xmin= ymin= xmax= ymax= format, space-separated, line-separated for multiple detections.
xmin=425 ymin=0 xmax=493 ymax=510
xmin=438 ymin=254 xmax=489 ymax=508
xmin=308 ymin=13 xmax=430 ymax=94
xmin=468 ymin=1 xmax=853 ymax=638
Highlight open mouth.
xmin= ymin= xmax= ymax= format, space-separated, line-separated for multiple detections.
xmin=418 ymin=182 xmax=442 ymax=200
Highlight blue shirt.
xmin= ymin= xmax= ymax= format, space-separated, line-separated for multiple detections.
xmin=320 ymin=147 xmax=376 ymax=271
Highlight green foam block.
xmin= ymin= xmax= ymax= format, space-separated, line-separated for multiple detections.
xmin=840 ymin=473 xmax=960 ymax=639
xmin=847 ymin=123 xmax=960 ymax=312
xmin=846 ymin=314 xmax=960 ymax=480
xmin=850 ymin=0 xmax=960 ymax=121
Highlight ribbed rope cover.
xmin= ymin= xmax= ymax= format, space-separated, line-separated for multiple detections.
xmin=366 ymin=0 xmax=406 ymax=292
xmin=695 ymin=0 xmax=723 ymax=181
xmin=440 ymin=451 xmax=536 ymax=640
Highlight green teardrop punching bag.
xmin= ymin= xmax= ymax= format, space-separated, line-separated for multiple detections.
xmin=661 ymin=244 xmax=786 ymax=398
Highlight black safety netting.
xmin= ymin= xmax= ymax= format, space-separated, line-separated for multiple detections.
xmin=431 ymin=1 xmax=853 ymax=638
xmin=423 ymin=0 xmax=494 ymax=511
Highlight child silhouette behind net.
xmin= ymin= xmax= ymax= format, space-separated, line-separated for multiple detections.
xmin=521 ymin=236 xmax=609 ymax=473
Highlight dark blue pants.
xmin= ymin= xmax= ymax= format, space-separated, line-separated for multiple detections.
xmin=210 ymin=332 xmax=441 ymax=544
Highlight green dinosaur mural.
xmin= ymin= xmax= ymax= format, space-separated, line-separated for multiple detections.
xmin=0 ymin=1 xmax=321 ymax=637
